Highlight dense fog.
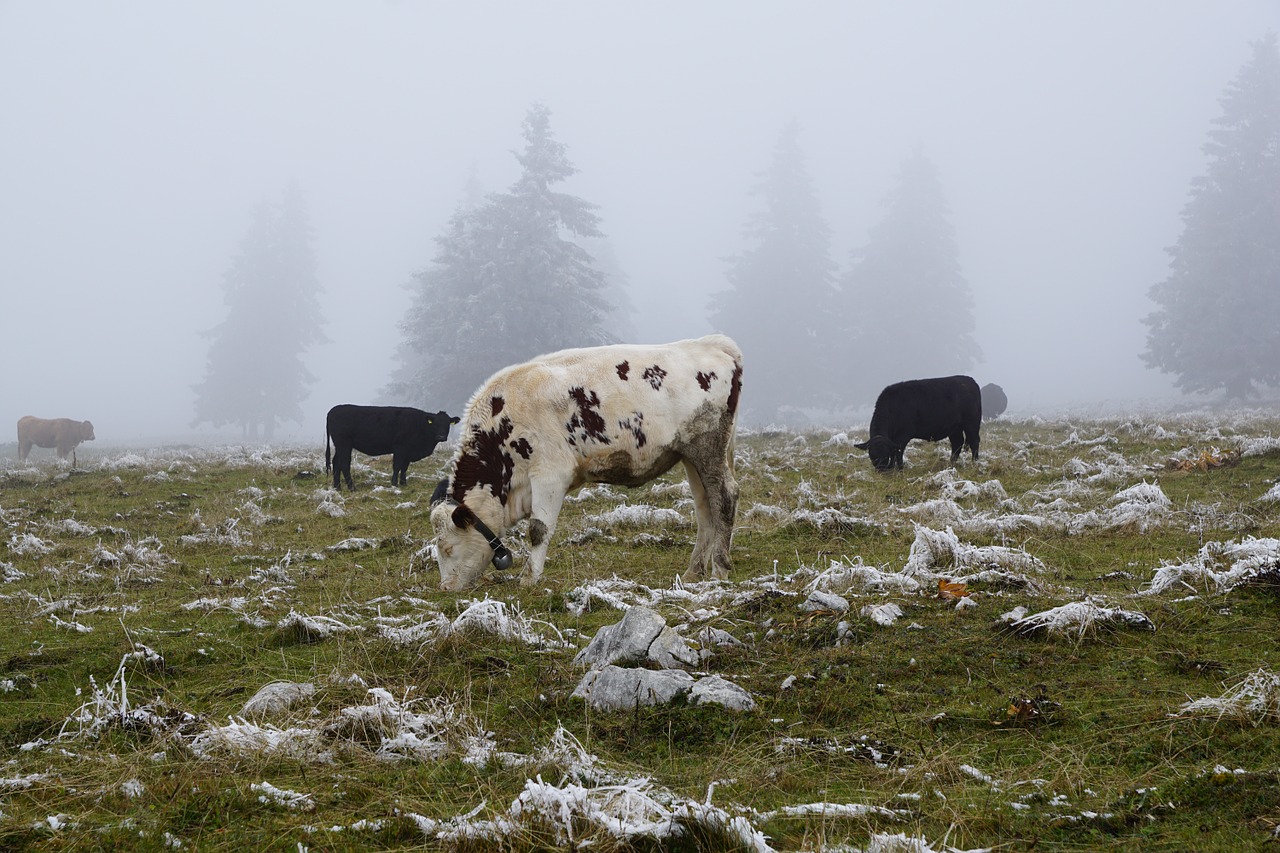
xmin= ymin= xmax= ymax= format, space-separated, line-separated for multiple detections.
xmin=2 ymin=1 xmax=1277 ymax=444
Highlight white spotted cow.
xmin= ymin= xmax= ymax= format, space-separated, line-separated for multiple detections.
xmin=430 ymin=334 xmax=744 ymax=590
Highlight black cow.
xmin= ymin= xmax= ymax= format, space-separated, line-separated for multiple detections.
xmin=430 ymin=477 xmax=449 ymax=506
xmin=981 ymin=382 xmax=1008 ymax=420
xmin=855 ymin=375 xmax=981 ymax=471
xmin=325 ymin=405 xmax=459 ymax=490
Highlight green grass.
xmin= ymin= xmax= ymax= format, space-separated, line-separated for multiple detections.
xmin=0 ymin=412 xmax=1279 ymax=851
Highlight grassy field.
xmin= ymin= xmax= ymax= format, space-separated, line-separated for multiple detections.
xmin=1 ymin=411 xmax=1280 ymax=852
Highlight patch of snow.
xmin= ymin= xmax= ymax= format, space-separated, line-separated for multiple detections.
xmin=327 ymin=537 xmax=379 ymax=551
xmin=1240 ymin=436 xmax=1280 ymax=457
xmin=190 ymin=720 xmax=326 ymax=762
xmin=904 ymin=524 xmax=1047 ymax=577
xmin=252 ymin=781 xmax=316 ymax=811
xmin=276 ymin=610 xmax=362 ymax=640
xmin=807 ymin=558 xmax=923 ymax=596
xmin=788 ymin=507 xmax=882 ymax=532
xmin=586 ymin=503 xmax=688 ymax=527
xmin=757 ymin=801 xmax=903 ymax=821
xmin=1175 ymin=668 xmax=1280 ymax=723
xmin=241 ymin=682 xmax=316 ymax=719
xmin=45 ymin=518 xmax=97 ymax=536
xmin=1010 ymin=600 xmax=1154 ymax=639
xmin=8 ymin=533 xmax=52 ymax=556
xmin=1138 ymin=537 xmax=1280 ymax=596
xmin=1067 ymin=481 xmax=1171 ymax=533
xmin=448 ymin=598 xmax=571 ymax=649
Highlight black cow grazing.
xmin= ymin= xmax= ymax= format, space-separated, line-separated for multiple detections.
xmin=855 ymin=375 xmax=982 ymax=471
xmin=325 ymin=405 xmax=459 ymax=490
xmin=981 ymin=383 xmax=1008 ymax=420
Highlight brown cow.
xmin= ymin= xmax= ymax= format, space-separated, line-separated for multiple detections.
xmin=17 ymin=416 xmax=95 ymax=465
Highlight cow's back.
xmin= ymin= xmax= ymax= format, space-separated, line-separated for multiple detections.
xmin=18 ymin=416 xmax=60 ymax=445
xmin=981 ymin=383 xmax=1008 ymax=419
xmin=328 ymin=404 xmax=411 ymax=445
xmin=449 ymin=335 xmax=743 ymax=500
xmin=871 ymin=376 xmax=980 ymax=440
xmin=17 ymin=416 xmax=42 ymax=441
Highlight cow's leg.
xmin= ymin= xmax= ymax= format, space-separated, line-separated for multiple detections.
xmin=19 ymin=440 xmax=30 ymax=462
xmin=949 ymin=430 xmax=965 ymax=463
xmin=682 ymin=462 xmax=714 ymax=577
xmin=391 ymin=452 xmax=406 ymax=487
xmin=333 ymin=445 xmax=353 ymax=490
xmin=967 ymin=426 xmax=980 ymax=461
xmin=520 ymin=478 xmax=570 ymax=587
xmin=681 ymin=445 xmax=738 ymax=582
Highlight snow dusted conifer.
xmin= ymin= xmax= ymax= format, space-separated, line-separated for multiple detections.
xmin=1143 ymin=33 xmax=1280 ymax=400
xmin=385 ymin=104 xmax=618 ymax=412
xmin=709 ymin=119 xmax=838 ymax=424
xmin=191 ymin=181 xmax=326 ymax=441
xmin=838 ymin=149 xmax=980 ymax=403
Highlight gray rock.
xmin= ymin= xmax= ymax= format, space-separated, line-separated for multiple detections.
xmin=572 ymin=665 xmax=695 ymax=712
xmin=572 ymin=606 xmax=666 ymax=667
xmin=695 ymin=626 xmax=743 ymax=648
xmin=647 ymin=625 xmax=701 ymax=669
xmin=688 ymin=674 xmax=756 ymax=711
xmin=800 ymin=590 xmax=849 ymax=613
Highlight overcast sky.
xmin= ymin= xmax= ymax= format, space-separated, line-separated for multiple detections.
xmin=2 ymin=1 xmax=1277 ymax=443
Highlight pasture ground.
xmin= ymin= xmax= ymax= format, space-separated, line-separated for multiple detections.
xmin=1 ymin=412 xmax=1280 ymax=851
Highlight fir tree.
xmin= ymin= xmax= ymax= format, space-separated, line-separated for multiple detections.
xmin=1143 ymin=33 xmax=1280 ymax=400
xmin=839 ymin=149 xmax=979 ymax=402
xmin=709 ymin=120 xmax=838 ymax=423
xmin=385 ymin=104 xmax=617 ymax=412
xmin=191 ymin=181 xmax=326 ymax=440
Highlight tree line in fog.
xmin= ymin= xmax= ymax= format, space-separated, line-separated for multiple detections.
xmin=190 ymin=33 xmax=1280 ymax=439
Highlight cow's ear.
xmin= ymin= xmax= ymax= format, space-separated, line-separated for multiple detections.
xmin=450 ymin=416 xmax=460 ymax=425
xmin=854 ymin=441 xmax=870 ymax=450
xmin=451 ymin=504 xmax=477 ymax=530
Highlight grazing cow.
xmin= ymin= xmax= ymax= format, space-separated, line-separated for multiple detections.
xmin=855 ymin=375 xmax=981 ymax=471
xmin=981 ymin=382 xmax=1008 ymax=420
xmin=430 ymin=334 xmax=744 ymax=590
xmin=325 ymin=405 xmax=459 ymax=490
xmin=17 ymin=416 xmax=95 ymax=465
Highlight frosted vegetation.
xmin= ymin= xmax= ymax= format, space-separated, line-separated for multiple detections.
xmin=1 ymin=411 xmax=1279 ymax=850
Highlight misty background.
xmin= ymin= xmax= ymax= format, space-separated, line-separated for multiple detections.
xmin=3 ymin=1 xmax=1277 ymax=444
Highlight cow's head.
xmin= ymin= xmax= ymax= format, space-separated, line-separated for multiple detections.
xmin=81 ymin=421 xmax=95 ymax=441
xmin=429 ymin=412 xmax=461 ymax=443
xmin=854 ymin=435 xmax=897 ymax=472
xmin=430 ymin=500 xmax=513 ymax=590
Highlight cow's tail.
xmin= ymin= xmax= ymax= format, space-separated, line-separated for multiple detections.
xmin=324 ymin=427 xmax=331 ymax=473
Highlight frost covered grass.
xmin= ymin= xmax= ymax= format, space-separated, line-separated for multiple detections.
xmin=0 ymin=412 xmax=1279 ymax=850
